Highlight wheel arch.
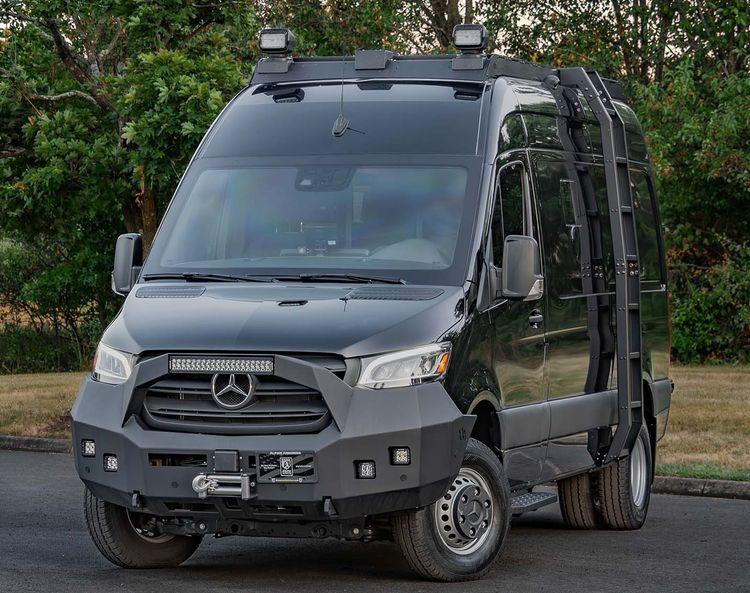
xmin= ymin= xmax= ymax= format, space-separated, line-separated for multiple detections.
xmin=642 ymin=379 xmax=657 ymax=480
xmin=467 ymin=392 xmax=502 ymax=457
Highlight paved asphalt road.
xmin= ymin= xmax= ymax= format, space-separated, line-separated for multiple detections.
xmin=0 ymin=450 xmax=748 ymax=593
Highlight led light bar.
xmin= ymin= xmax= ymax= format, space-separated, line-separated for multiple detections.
xmin=259 ymin=28 xmax=296 ymax=55
xmin=452 ymin=24 xmax=489 ymax=53
xmin=169 ymin=356 xmax=274 ymax=375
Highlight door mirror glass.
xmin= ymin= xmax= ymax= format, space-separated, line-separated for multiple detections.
xmin=502 ymin=235 xmax=543 ymax=300
xmin=112 ymin=233 xmax=143 ymax=296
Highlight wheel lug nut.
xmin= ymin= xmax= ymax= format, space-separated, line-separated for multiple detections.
xmin=461 ymin=496 xmax=467 ymax=503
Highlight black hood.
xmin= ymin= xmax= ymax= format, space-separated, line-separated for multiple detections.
xmin=102 ymin=282 xmax=465 ymax=359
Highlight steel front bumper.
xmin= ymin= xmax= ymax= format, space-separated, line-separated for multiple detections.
xmin=71 ymin=354 xmax=475 ymax=520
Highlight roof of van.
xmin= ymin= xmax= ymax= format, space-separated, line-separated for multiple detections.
xmin=249 ymin=51 xmax=626 ymax=101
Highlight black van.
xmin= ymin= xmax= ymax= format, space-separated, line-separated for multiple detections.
xmin=72 ymin=25 xmax=672 ymax=581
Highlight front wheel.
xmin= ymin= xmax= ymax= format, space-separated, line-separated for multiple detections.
xmin=84 ymin=488 xmax=202 ymax=568
xmin=393 ymin=438 xmax=511 ymax=582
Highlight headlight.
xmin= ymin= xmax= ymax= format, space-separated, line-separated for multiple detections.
xmin=93 ymin=343 xmax=134 ymax=385
xmin=357 ymin=343 xmax=451 ymax=389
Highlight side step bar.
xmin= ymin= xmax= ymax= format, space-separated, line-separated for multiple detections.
xmin=511 ymin=491 xmax=558 ymax=516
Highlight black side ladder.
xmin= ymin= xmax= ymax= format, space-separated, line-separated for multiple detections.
xmin=545 ymin=77 xmax=615 ymax=404
xmin=557 ymin=68 xmax=643 ymax=464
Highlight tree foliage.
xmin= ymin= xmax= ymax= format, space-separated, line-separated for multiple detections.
xmin=1 ymin=0 xmax=748 ymax=367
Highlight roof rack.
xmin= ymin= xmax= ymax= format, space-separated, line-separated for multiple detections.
xmin=250 ymin=51 xmax=625 ymax=100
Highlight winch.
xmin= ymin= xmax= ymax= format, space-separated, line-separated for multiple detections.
xmin=191 ymin=473 xmax=254 ymax=500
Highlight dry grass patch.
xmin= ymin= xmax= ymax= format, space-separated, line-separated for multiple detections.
xmin=0 ymin=372 xmax=84 ymax=439
xmin=0 ymin=366 xmax=748 ymax=480
xmin=656 ymin=365 xmax=750 ymax=480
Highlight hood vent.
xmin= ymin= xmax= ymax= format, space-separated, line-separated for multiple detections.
xmin=135 ymin=286 xmax=206 ymax=299
xmin=342 ymin=286 xmax=444 ymax=301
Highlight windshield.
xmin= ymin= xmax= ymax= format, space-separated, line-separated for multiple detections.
xmin=143 ymin=82 xmax=487 ymax=286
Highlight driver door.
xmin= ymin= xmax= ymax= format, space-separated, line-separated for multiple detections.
xmin=486 ymin=157 xmax=548 ymax=487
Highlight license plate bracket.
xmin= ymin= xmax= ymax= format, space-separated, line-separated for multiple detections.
xmin=257 ymin=451 xmax=317 ymax=483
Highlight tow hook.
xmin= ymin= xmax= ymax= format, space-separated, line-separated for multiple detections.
xmin=192 ymin=473 xmax=253 ymax=500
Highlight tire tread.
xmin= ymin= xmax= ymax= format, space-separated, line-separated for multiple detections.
xmin=83 ymin=488 xmax=201 ymax=568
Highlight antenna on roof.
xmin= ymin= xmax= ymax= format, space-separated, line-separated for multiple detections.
xmin=332 ymin=58 xmax=350 ymax=137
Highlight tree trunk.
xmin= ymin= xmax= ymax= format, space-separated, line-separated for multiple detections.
xmin=135 ymin=166 xmax=159 ymax=253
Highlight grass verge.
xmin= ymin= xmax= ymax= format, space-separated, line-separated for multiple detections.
xmin=0 ymin=366 xmax=748 ymax=481
xmin=0 ymin=372 xmax=84 ymax=439
xmin=656 ymin=365 xmax=750 ymax=481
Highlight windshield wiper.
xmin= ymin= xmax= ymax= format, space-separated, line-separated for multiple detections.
xmin=274 ymin=273 xmax=406 ymax=285
xmin=142 ymin=273 xmax=275 ymax=283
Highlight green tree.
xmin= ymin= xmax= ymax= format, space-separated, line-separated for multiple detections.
xmin=0 ymin=0 xmax=255 ymax=366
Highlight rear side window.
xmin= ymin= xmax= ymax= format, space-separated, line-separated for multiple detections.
xmin=630 ymin=171 xmax=662 ymax=284
xmin=491 ymin=162 xmax=527 ymax=266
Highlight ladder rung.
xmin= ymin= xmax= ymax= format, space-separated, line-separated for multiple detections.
xmin=620 ymin=205 xmax=632 ymax=213
xmin=629 ymin=352 xmax=640 ymax=359
xmin=628 ymin=303 xmax=640 ymax=310
xmin=630 ymin=401 xmax=642 ymax=408
xmin=615 ymin=156 xmax=628 ymax=164
xmin=626 ymin=254 xmax=638 ymax=261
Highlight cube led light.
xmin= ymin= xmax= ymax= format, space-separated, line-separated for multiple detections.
xmin=81 ymin=440 xmax=96 ymax=457
xmin=103 ymin=454 xmax=119 ymax=472
xmin=390 ymin=447 xmax=411 ymax=466
xmin=355 ymin=460 xmax=376 ymax=479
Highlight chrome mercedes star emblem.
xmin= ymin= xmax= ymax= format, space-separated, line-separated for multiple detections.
xmin=210 ymin=373 xmax=257 ymax=409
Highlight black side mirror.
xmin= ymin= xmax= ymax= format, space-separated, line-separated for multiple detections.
xmin=502 ymin=235 xmax=543 ymax=300
xmin=112 ymin=233 xmax=143 ymax=296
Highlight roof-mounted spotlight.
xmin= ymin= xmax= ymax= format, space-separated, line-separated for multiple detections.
xmin=258 ymin=28 xmax=295 ymax=56
xmin=452 ymin=24 xmax=488 ymax=54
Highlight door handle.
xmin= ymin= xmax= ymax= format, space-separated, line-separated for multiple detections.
xmin=528 ymin=311 xmax=543 ymax=327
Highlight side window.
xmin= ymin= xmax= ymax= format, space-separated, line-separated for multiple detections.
xmin=534 ymin=158 xmax=583 ymax=295
xmin=491 ymin=162 xmax=527 ymax=266
xmin=630 ymin=171 xmax=662 ymax=284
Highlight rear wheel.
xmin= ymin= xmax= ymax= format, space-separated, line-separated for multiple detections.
xmin=597 ymin=424 xmax=652 ymax=529
xmin=84 ymin=487 xmax=202 ymax=568
xmin=393 ymin=438 xmax=511 ymax=582
xmin=557 ymin=424 xmax=653 ymax=530
xmin=558 ymin=471 xmax=600 ymax=529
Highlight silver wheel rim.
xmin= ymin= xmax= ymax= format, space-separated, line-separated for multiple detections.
xmin=433 ymin=467 xmax=495 ymax=555
xmin=126 ymin=510 xmax=175 ymax=543
xmin=630 ymin=437 xmax=648 ymax=508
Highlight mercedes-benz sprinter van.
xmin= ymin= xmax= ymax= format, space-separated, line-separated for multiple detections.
xmin=72 ymin=25 xmax=672 ymax=581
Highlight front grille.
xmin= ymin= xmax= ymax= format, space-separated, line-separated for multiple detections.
xmin=141 ymin=356 xmax=345 ymax=435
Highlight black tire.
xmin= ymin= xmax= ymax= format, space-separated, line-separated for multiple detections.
xmin=392 ymin=438 xmax=511 ymax=582
xmin=558 ymin=471 xmax=600 ymax=529
xmin=597 ymin=424 xmax=652 ymax=530
xmin=84 ymin=488 xmax=202 ymax=568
